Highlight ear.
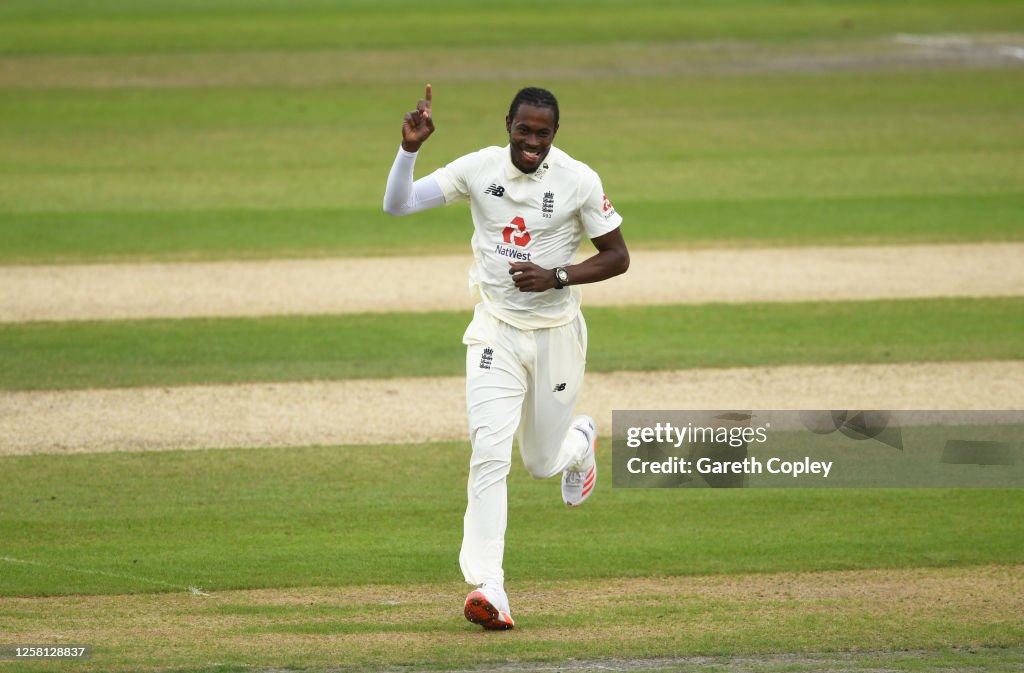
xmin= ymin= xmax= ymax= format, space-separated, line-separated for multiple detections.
xmin=505 ymin=115 xmax=512 ymax=134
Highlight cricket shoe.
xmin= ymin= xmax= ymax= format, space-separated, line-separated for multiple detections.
xmin=464 ymin=581 xmax=514 ymax=631
xmin=562 ymin=415 xmax=597 ymax=507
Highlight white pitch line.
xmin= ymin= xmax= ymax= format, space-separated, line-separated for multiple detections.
xmin=1 ymin=243 xmax=1022 ymax=323
xmin=0 ymin=555 xmax=211 ymax=596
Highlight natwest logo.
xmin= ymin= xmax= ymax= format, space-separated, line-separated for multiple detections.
xmin=502 ymin=216 xmax=531 ymax=247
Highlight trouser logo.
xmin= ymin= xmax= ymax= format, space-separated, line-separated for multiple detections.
xmin=553 ymin=382 xmax=566 ymax=392
xmin=479 ymin=347 xmax=494 ymax=370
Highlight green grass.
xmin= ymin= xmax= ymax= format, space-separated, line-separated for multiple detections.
xmin=1 ymin=442 xmax=1021 ymax=597
xmin=2 ymin=0 xmax=1023 ymax=55
xmin=1 ymin=193 xmax=1021 ymax=264
xmin=2 ymin=67 xmax=1022 ymax=261
xmin=2 ymin=3 xmax=1022 ymax=671
xmin=1 ymin=440 xmax=1021 ymax=672
xmin=1 ymin=297 xmax=1021 ymax=391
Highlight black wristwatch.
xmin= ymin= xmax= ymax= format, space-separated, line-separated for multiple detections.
xmin=554 ymin=266 xmax=570 ymax=289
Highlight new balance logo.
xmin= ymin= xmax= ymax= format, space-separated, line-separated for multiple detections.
xmin=553 ymin=382 xmax=566 ymax=392
xmin=484 ymin=184 xmax=505 ymax=198
xmin=479 ymin=347 xmax=494 ymax=370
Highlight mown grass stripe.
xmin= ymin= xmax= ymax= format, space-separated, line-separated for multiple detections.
xmin=3 ymin=70 xmax=1021 ymax=218
xmin=1 ymin=441 xmax=1022 ymax=597
xmin=1 ymin=193 xmax=1022 ymax=264
xmin=1 ymin=577 xmax=1022 ymax=670
xmin=0 ymin=297 xmax=1020 ymax=391
xmin=3 ymin=1 xmax=1022 ymax=55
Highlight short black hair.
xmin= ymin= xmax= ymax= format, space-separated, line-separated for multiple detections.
xmin=508 ymin=87 xmax=559 ymax=126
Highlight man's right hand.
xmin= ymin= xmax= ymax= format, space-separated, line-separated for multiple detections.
xmin=402 ymin=84 xmax=435 ymax=153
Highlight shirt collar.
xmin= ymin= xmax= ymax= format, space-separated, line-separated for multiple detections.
xmin=503 ymin=145 xmax=557 ymax=182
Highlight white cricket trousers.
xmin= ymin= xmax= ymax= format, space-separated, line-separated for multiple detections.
xmin=459 ymin=304 xmax=591 ymax=586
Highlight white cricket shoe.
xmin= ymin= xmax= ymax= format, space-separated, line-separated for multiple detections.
xmin=464 ymin=581 xmax=514 ymax=631
xmin=562 ymin=415 xmax=597 ymax=507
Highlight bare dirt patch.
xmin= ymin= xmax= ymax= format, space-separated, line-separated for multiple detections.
xmin=1 ymin=566 xmax=1020 ymax=672
xmin=1 ymin=243 xmax=1022 ymax=323
xmin=1 ymin=361 xmax=1021 ymax=455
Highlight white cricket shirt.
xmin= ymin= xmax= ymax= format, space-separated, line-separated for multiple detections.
xmin=431 ymin=145 xmax=623 ymax=330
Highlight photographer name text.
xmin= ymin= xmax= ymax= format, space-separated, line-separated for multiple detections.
xmin=625 ymin=456 xmax=832 ymax=479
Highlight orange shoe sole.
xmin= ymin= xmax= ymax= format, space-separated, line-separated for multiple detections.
xmin=464 ymin=590 xmax=514 ymax=630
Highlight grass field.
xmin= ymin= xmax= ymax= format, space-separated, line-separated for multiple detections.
xmin=4 ymin=444 xmax=1024 ymax=595
xmin=2 ymin=298 xmax=1022 ymax=390
xmin=1 ymin=1 xmax=1023 ymax=672
xmin=2 ymin=446 xmax=1023 ymax=670
xmin=2 ymin=193 xmax=1023 ymax=264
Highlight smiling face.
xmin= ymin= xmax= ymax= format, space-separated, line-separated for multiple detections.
xmin=506 ymin=103 xmax=558 ymax=174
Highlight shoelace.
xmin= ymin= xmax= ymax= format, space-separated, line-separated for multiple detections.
xmin=564 ymin=470 xmax=584 ymax=484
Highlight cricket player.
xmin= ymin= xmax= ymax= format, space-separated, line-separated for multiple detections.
xmin=383 ymin=84 xmax=629 ymax=630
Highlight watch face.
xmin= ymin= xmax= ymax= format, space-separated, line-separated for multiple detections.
xmin=556 ymin=268 xmax=569 ymax=285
